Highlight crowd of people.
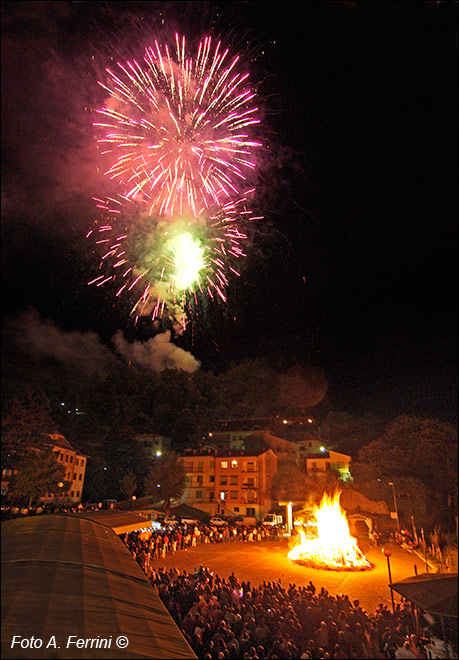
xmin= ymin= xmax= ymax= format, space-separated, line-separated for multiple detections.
xmin=150 ymin=566 xmax=439 ymax=659
xmin=121 ymin=526 xmax=456 ymax=660
xmin=123 ymin=522 xmax=279 ymax=573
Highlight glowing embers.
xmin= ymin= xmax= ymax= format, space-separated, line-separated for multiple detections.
xmin=288 ymin=492 xmax=372 ymax=571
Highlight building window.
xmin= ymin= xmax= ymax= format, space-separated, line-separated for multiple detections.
xmin=196 ymin=491 xmax=202 ymax=499
xmin=231 ymin=460 xmax=238 ymax=468
xmin=75 ymin=458 xmax=79 ymax=466
xmin=246 ymin=507 xmax=255 ymax=516
xmin=230 ymin=491 xmax=238 ymax=500
xmin=230 ymin=475 xmax=238 ymax=485
xmin=79 ymin=474 xmax=82 ymax=480
xmin=246 ymin=461 xmax=255 ymax=472
xmin=220 ymin=461 xmax=228 ymax=469
xmin=197 ymin=475 xmax=203 ymax=485
xmin=71 ymin=491 xmax=74 ymax=497
xmin=185 ymin=476 xmax=190 ymax=486
xmin=76 ymin=491 xmax=80 ymax=498
xmin=220 ymin=476 xmax=228 ymax=485
xmin=220 ymin=491 xmax=226 ymax=500
xmin=209 ymin=475 xmax=215 ymax=483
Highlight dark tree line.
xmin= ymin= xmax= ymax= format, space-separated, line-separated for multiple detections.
xmin=2 ymin=357 xmax=457 ymax=529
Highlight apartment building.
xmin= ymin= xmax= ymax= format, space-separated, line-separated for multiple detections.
xmin=1 ymin=433 xmax=88 ymax=504
xmin=178 ymin=448 xmax=278 ymax=519
xmin=179 ymin=452 xmax=216 ymax=515
xmin=304 ymin=449 xmax=351 ymax=481
xmin=136 ymin=434 xmax=171 ymax=460
xmin=47 ymin=433 xmax=89 ymax=503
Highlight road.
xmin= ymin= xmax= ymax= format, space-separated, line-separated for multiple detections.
xmin=149 ymin=536 xmax=426 ymax=613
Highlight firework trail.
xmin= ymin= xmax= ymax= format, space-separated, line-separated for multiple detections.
xmin=87 ymin=191 xmax=261 ymax=326
xmin=94 ymin=34 xmax=261 ymax=218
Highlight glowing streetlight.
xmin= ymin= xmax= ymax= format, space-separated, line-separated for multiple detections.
xmin=382 ymin=546 xmax=395 ymax=612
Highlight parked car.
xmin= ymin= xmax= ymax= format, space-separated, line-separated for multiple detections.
xmin=180 ymin=517 xmax=199 ymax=525
xmin=161 ymin=517 xmax=179 ymax=526
xmin=209 ymin=516 xmax=227 ymax=526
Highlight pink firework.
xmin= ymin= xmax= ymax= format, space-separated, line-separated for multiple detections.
xmin=87 ymin=191 xmax=261 ymax=325
xmin=94 ymin=34 xmax=261 ymax=218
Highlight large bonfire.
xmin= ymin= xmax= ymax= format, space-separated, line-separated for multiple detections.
xmin=288 ymin=492 xmax=372 ymax=571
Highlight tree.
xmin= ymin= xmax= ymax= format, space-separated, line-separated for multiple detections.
xmin=320 ymin=410 xmax=385 ymax=457
xmin=271 ymin=462 xmax=309 ymax=504
xmin=144 ymin=452 xmax=186 ymax=514
xmin=2 ymin=387 xmax=56 ymax=470
xmin=351 ymin=462 xmax=431 ymax=526
xmin=120 ymin=471 xmax=137 ymax=501
xmin=9 ymin=449 xmax=69 ymax=507
xmin=356 ymin=415 xmax=458 ymax=528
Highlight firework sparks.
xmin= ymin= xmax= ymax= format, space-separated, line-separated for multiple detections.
xmin=94 ymin=34 xmax=261 ymax=218
xmin=87 ymin=192 xmax=260 ymax=324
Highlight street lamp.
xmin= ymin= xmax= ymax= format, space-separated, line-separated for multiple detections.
xmin=382 ymin=546 xmax=395 ymax=613
xmin=388 ymin=481 xmax=400 ymax=532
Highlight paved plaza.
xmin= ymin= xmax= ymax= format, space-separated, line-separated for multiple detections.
xmin=149 ymin=537 xmax=425 ymax=613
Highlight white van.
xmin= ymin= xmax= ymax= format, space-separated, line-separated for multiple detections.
xmin=262 ymin=513 xmax=283 ymax=526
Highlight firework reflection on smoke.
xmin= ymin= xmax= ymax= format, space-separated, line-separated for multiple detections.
xmin=87 ymin=192 xmax=260 ymax=326
xmin=94 ymin=34 xmax=261 ymax=218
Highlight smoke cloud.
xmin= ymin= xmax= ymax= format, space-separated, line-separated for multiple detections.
xmin=112 ymin=329 xmax=201 ymax=373
xmin=4 ymin=308 xmax=200 ymax=378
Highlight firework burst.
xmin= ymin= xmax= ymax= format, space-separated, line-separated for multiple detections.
xmin=94 ymin=34 xmax=261 ymax=218
xmin=87 ymin=192 xmax=261 ymax=325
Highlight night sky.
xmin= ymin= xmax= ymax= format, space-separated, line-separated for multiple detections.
xmin=2 ymin=1 xmax=458 ymax=422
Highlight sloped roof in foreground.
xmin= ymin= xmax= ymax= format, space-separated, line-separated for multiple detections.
xmin=1 ymin=515 xmax=196 ymax=659
xmin=70 ymin=509 xmax=155 ymax=535
xmin=390 ymin=573 xmax=458 ymax=618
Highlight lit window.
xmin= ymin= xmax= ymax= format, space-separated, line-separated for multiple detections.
xmin=221 ymin=461 xmax=228 ymax=469
xmin=231 ymin=460 xmax=238 ymax=468
xmin=220 ymin=491 xmax=226 ymax=500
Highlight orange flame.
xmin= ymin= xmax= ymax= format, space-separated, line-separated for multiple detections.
xmin=288 ymin=492 xmax=371 ymax=571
